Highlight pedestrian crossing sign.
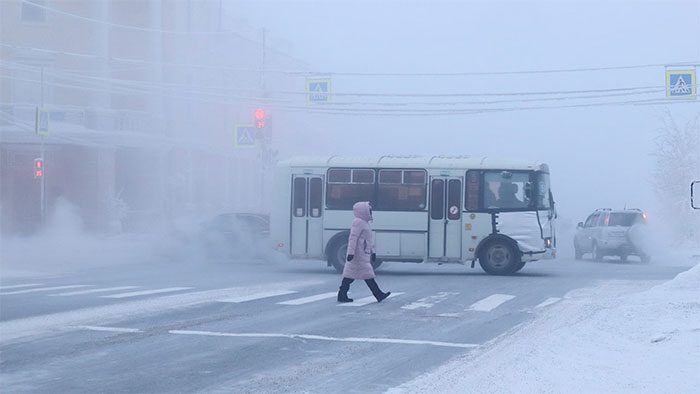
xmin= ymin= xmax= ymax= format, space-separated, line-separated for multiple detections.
xmin=306 ymin=78 xmax=331 ymax=103
xmin=35 ymin=107 xmax=50 ymax=136
xmin=666 ymin=69 xmax=696 ymax=98
xmin=235 ymin=125 xmax=256 ymax=148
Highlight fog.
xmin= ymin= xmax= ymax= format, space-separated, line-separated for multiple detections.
xmin=1 ymin=0 xmax=699 ymax=263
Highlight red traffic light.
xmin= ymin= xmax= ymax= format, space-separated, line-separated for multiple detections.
xmin=34 ymin=158 xmax=43 ymax=178
xmin=254 ymin=108 xmax=266 ymax=120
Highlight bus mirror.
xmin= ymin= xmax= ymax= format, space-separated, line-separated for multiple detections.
xmin=577 ymin=221 xmax=584 ymax=228
xmin=692 ymin=181 xmax=700 ymax=209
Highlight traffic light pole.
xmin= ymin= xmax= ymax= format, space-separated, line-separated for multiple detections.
xmin=40 ymin=66 xmax=45 ymax=223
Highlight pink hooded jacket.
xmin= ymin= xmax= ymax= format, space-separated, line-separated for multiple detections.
xmin=342 ymin=201 xmax=376 ymax=280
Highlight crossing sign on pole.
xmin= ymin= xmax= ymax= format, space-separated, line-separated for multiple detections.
xmin=306 ymin=78 xmax=331 ymax=103
xmin=35 ymin=107 xmax=49 ymax=136
xmin=666 ymin=68 xmax=696 ymax=98
xmin=235 ymin=125 xmax=257 ymax=148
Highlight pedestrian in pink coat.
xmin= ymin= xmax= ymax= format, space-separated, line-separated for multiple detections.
xmin=337 ymin=201 xmax=391 ymax=303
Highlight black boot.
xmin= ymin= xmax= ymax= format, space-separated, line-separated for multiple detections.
xmin=337 ymin=277 xmax=354 ymax=303
xmin=365 ymin=279 xmax=391 ymax=302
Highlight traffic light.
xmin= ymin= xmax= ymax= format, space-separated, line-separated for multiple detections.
xmin=254 ymin=108 xmax=266 ymax=129
xmin=34 ymin=158 xmax=44 ymax=178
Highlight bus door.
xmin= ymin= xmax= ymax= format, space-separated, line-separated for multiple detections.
xmin=290 ymin=176 xmax=324 ymax=257
xmin=429 ymin=177 xmax=463 ymax=259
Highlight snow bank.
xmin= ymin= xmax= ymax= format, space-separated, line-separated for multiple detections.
xmin=389 ymin=264 xmax=700 ymax=394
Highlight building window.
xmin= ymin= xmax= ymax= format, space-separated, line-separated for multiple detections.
xmin=21 ymin=0 xmax=47 ymax=23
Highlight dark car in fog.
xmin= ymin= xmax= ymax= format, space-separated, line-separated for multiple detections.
xmin=199 ymin=213 xmax=270 ymax=260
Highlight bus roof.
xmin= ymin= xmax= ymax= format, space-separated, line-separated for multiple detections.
xmin=278 ymin=155 xmax=548 ymax=172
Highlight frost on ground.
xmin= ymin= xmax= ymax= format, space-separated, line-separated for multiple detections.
xmin=390 ymin=263 xmax=700 ymax=394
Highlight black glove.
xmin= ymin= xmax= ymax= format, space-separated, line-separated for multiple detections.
xmin=347 ymin=254 xmax=354 ymax=262
xmin=371 ymin=253 xmax=376 ymax=263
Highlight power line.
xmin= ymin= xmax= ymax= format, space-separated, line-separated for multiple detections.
xmin=1 ymin=59 xmax=670 ymax=99
xmin=286 ymin=62 xmax=700 ymax=77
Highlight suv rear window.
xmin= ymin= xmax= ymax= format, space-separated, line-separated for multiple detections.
xmin=608 ymin=212 xmax=642 ymax=226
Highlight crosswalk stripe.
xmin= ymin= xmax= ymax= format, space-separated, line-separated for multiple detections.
xmin=401 ymin=292 xmax=459 ymax=310
xmin=339 ymin=292 xmax=405 ymax=307
xmin=0 ymin=285 xmax=92 ymax=296
xmin=535 ymin=297 xmax=561 ymax=308
xmin=51 ymin=286 xmax=139 ymax=296
xmin=0 ymin=283 xmax=43 ymax=291
xmin=101 ymin=287 xmax=193 ymax=299
xmin=277 ymin=292 xmax=337 ymax=305
xmin=217 ymin=290 xmax=297 ymax=303
xmin=467 ymin=294 xmax=515 ymax=312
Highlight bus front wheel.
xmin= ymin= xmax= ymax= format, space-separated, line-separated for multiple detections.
xmin=478 ymin=240 xmax=521 ymax=275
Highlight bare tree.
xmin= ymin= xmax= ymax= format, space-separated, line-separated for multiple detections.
xmin=652 ymin=109 xmax=700 ymax=246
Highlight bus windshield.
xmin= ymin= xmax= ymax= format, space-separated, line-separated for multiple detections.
xmin=483 ymin=171 xmax=530 ymax=209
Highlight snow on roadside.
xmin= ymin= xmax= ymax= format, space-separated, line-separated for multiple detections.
xmin=389 ymin=263 xmax=700 ymax=394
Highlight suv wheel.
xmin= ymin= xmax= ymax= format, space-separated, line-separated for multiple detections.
xmin=574 ymin=242 xmax=583 ymax=260
xmin=592 ymin=242 xmax=603 ymax=262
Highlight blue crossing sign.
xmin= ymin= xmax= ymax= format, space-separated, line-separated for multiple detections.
xmin=666 ymin=69 xmax=696 ymax=98
xmin=306 ymin=78 xmax=331 ymax=103
xmin=35 ymin=107 xmax=50 ymax=136
xmin=235 ymin=125 xmax=256 ymax=148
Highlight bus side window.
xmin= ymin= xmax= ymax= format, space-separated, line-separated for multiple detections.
xmin=309 ymin=178 xmax=323 ymax=218
xmin=431 ymin=179 xmax=445 ymax=220
xmin=465 ymin=170 xmax=481 ymax=211
xmin=293 ymin=178 xmax=307 ymax=217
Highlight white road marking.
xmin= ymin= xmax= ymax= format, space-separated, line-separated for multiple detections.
xmin=277 ymin=292 xmax=337 ymax=305
xmin=51 ymin=286 xmax=139 ymax=296
xmin=74 ymin=325 xmax=143 ymax=333
xmin=535 ymin=297 xmax=561 ymax=308
xmin=101 ymin=287 xmax=193 ymax=299
xmin=401 ymin=292 xmax=459 ymax=310
xmin=169 ymin=330 xmax=479 ymax=349
xmin=0 ymin=285 xmax=92 ymax=296
xmin=339 ymin=292 xmax=405 ymax=306
xmin=436 ymin=313 xmax=461 ymax=318
xmin=217 ymin=290 xmax=297 ymax=303
xmin=0 ymin=283 xmax=42 ymax=291
xmin=467 ymin=294 xmax=516 ymax=312
xmin=0 ymin=281 xmax=321 ymax=344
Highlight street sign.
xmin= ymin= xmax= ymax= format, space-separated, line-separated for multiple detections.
xmin=666 ymin=69 xmax=696 ymax=98
xmin=235 ymin=125 xmax=257 ymax=148
xmin=35 ymin=107 xmax=49 ymax=136
xmin=306 ymin=78 xmax=331 ymax=103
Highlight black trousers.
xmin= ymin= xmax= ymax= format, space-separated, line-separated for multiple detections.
xmin=339 ymin=277 xmax=383 ymax=298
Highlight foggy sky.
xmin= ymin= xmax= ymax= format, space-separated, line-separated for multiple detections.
xmin=230 ymin=0 xmax=700 ymax=222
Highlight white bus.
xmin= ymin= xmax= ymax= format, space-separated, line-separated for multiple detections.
xmin=271 ymin=156 xmax=556 ymax=275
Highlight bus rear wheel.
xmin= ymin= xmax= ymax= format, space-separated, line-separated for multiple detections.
xmin=327 ymin=237 xmax=348 ymax=273
xmin=479 ymin=240 xmax=521 ymax=275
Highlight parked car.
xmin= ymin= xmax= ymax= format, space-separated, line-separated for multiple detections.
xmin=199 ymin=213 xmax=270 ymax=260
xmin=574 ymin=208 xmax=650 ymax=263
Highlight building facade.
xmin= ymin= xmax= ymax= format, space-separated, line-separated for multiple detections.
xmin=1 ymin=0 xmax=306 ymax=235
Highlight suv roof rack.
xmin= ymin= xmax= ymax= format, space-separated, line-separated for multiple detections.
xmin=595 ymin=208 xmax=612 ymax=211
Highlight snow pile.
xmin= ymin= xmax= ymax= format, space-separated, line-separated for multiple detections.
xmin=390 ymin=264 xmax=700 ymax=394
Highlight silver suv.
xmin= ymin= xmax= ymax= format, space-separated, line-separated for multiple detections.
xmin=574 ymin=208 xmax=650 ymax=263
